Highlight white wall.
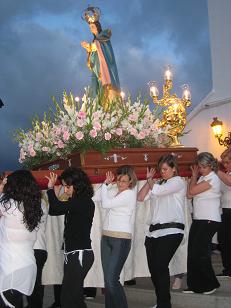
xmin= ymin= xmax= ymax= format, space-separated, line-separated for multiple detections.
xmin=207 ymin=0 xmax=231 ymax=101
xmin=181 ymin=0 xmax=231 ymax=158
xmin=181 ymin=100 xmax=231 ymax=159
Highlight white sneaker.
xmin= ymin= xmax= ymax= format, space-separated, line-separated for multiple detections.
xmin=172 ymin=277 xmax=182 ymax=290
xmin=203 ymin=288 xmax=217 ymax=295
xmin=150 ymin=305 xmax=157 ymax=308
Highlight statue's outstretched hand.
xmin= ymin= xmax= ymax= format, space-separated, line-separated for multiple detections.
xmin=81 ymin=41 xmax=90 ymax=51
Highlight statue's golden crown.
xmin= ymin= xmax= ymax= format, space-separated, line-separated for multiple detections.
xmin=82 ymin=6 xmax=101 ymax=24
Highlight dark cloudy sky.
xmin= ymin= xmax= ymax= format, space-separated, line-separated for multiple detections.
xmin=0 ymin=0 xmax=211 ymax=173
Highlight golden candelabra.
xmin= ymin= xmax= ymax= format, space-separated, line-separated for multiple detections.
xmin=149 ymin=68 xmax=191 ymax=147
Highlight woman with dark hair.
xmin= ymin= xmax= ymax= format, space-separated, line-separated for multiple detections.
xmin=0 ymin=170 xmax=42 ymax=308
xmin=184 ymin=152 xmax=221 ymax=295
xmin=46 ymin=167 xmax=95 ymax=308
xmin=100 ymin=165 xmax=137 ymax=308
xmin=138 ymin=154 xmax=187 ymax=308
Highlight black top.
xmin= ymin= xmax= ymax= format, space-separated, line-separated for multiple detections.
xmin=47 ymin=189 xmax=95 ymax=252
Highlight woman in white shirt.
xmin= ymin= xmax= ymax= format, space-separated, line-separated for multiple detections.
xmin=217 ymin=148 xmax=231 ymax=277
xmin=0 ymin=170 xmax=42 ymax=308
xmin=101 ymin=165 xmax=137 ymax=308
xmin=138 ymin=154 xmax=186 ymax=308
xmin=184 ymin=152 xmax=221 ymax=295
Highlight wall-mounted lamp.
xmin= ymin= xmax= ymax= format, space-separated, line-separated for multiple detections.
xmin=210 ymin=117 xmax=231 ymax=148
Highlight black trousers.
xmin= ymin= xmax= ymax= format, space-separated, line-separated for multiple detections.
xmin=218 ymin=209 xmax=231 ymax=275
xmin=0 ymin=289 xmax=22 ymax=308
xmin=61 ymin=250 xmax=94 ymax=308
xmin=145 ymin=233 xmax=183 ymax=308
xmin=26 ymin=249 xmax=47 ymax=308
xmin=49 ymin=285 xmax=97 ymax=306
xmin=187 ymin=220 xmax=220 ymax=293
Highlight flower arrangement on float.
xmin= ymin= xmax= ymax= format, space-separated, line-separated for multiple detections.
xmin=14 ymin=88 xmax=171 ymax=169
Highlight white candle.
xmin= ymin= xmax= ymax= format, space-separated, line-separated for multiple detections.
xmin=150 ymin=86 xmax=159 ymax=97
xmin=165 ymin=69 xmax=172 ymax=81
xmin=182 ymin=88 xmax=191 ymax=100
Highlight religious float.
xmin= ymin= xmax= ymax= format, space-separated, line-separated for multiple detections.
xmin=13 ymin=6 xmax=197 ymax=185
xmin=13 ymin=82 xmax=197 ymax=187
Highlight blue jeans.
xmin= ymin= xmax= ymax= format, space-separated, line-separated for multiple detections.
xmin=101 ymin=235 xmax=131 ymax=308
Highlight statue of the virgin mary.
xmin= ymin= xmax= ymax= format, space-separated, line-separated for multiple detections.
xmin=81 ymin=7 xmax=121 ymax=109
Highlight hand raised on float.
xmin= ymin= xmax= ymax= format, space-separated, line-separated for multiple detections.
xmin=105 ymin=171 xmax=114 ymax=185
xmin=190 ymin=165 xmax=199 ymax=178
xmin=146 ymin=167 xmax=156 ymax=180
xmin=45 ymin=172 xmax=58 ymax=189
xmin=0 ymin=176 xmax=7 ymax=193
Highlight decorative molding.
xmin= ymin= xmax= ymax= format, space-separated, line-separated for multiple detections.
xmin=187 ymin=91 xmax=231 ymax=122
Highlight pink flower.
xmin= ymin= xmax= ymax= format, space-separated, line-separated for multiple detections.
xmin=19 ymin=149 xmax=26 ymax=161
xmin=92 ymin=111 xmax=100 ymax=120
xmin=143 ymin=129 xmax=151 ymax=136
xmin=90 ymin=130 xmax=97 ymax=138
xmin=77 ymin=119 xmax=84 ymax=128
xmin=115 ymin=128 xmax=123 ymax=136
xmin=137 ymin=131 xmax=146 ymax=139
xmin=75 ymin=131 xmax=84 ymax=140
xmin=28 ymin=145 xmax=36 ymax=157
xmin=57 ymin=140 xmax=65 ymax=148
xmin=129 ymin=127 xmax=137 ymax=136
xmin=30 ymin=149 xmax=36 ymax=157
xmin=63 ymin=131 xmax=70 ymax=141
xmin=93 ymin=121 xmax=101 ymax=131
xmin=35 ymin=132 xmax=43 ymax=141
xmin=104 ymin=132 xmax=112 ymax=140
xmin=78 ymin=111 xmax=87 ymax=119
xmin=128 ymin=113 xmax=138 ymax=122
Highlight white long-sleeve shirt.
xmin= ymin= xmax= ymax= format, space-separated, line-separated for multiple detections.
xmin=101 ymin=183 xmax=137 ymax=234
xmin=146 ymin=176 xmax=187 ymax=238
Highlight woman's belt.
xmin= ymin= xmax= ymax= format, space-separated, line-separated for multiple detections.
xmin=149 ymin=222 xmax=185 ymax=232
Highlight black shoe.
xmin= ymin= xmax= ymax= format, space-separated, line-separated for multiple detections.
xmin=124 ymin=279 xmax=136 ymax=286
xmin=46 ymin=303 xmax=61 ymax=308
xmin=216 ymin=270 xmax=231 ymax=278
